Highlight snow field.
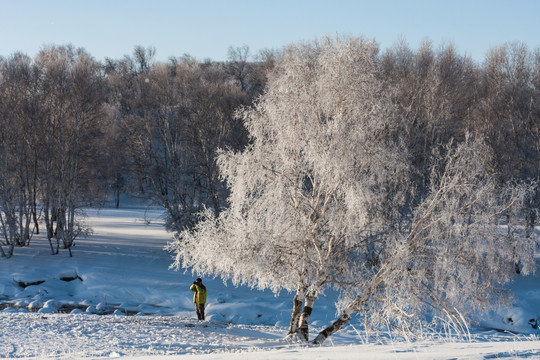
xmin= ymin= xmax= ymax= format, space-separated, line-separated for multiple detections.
xmin=1 ymin=207 xmax=540 ymax=359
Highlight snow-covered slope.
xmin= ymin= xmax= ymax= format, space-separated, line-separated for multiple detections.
xmin=1 ymin=206 xmax=539 ymax=359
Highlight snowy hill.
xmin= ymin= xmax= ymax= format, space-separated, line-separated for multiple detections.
xmin=1 ymin=206 xmax=540 ymax=359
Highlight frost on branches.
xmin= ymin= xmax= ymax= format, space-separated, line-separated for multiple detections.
xmin=312 ymin=137 xmax=535 ymax=344
xmin=167 ymin=36 xmax=536 ymax=345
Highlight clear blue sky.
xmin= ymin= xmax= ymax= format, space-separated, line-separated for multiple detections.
xmin=1 ymin=0 xmax=539 ymax=63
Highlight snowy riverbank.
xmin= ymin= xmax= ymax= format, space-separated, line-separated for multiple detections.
xmin=1 ymin=207 xmax=540 ymax=359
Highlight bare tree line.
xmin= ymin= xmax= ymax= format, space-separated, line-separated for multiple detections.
xmin=0 ymin=39 xmax=539 ymax=263
xmin=0 ymin=44 xmax=271 ymax=257
xmin=0 ymin=45 xmax=108 ymax=257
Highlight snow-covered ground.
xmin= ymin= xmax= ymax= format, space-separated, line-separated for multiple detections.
xmin=1 ymin=204 xmax=540 ymax=359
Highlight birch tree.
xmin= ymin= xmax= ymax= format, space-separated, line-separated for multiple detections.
xmin=168 ymin=36 xmax=412 ymax=340
xmin=169 ymin=37 xmax=536 ymax=344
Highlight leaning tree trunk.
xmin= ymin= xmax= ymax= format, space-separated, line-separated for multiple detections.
xmin=297 ymin=290 xmax=318 ymax=341
xmin=312 ymin=296 xmax=364 ymax=345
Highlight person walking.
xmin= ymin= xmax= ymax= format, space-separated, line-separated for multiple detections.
xmin=190 ymin=278 xmax=207 ymax=320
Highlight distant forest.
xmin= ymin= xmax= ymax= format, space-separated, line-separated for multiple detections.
xmin=0 ymin=38 xmax=539 ymax=258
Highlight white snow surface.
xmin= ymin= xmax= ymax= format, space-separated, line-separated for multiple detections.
xmin=1 ymin=204 xmax=540 ymax=359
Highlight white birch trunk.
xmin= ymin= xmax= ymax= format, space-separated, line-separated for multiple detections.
xmin=0 ymin=211 xmax=7 ymax=257
xmin=297 ymin=291 xmax=317 ymax=341
xmin=287 ymin=286 xmax=306 ymax=336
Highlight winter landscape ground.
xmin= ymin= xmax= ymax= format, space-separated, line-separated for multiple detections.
xmin=1 ymin=203 xmax=540 ymax=359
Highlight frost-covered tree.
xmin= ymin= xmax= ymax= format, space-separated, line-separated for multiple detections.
xmin=312 ymin=136 xmax=536 ymax=344
xmin=169 ymin=37 xmax=536 ymax=344
xmin=168 ymin=36 xmax=412 ymax=340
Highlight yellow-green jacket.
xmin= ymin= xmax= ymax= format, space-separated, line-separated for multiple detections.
xmin=190 ymin=283 xmax=207 ymax=304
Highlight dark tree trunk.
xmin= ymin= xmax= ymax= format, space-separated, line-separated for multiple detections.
xmin=115 ymin=188 xmax=120 ymax=208
xmin=32 ymin=162 xmax=39 ymax=235
xmin=312 ymin=296 xmax=366 ymax=345
xmin=312 ymin=312 xmax=352 ymax=345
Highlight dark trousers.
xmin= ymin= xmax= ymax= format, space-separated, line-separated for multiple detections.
xmin=195 ymin=303 xmax=205 ymax=320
